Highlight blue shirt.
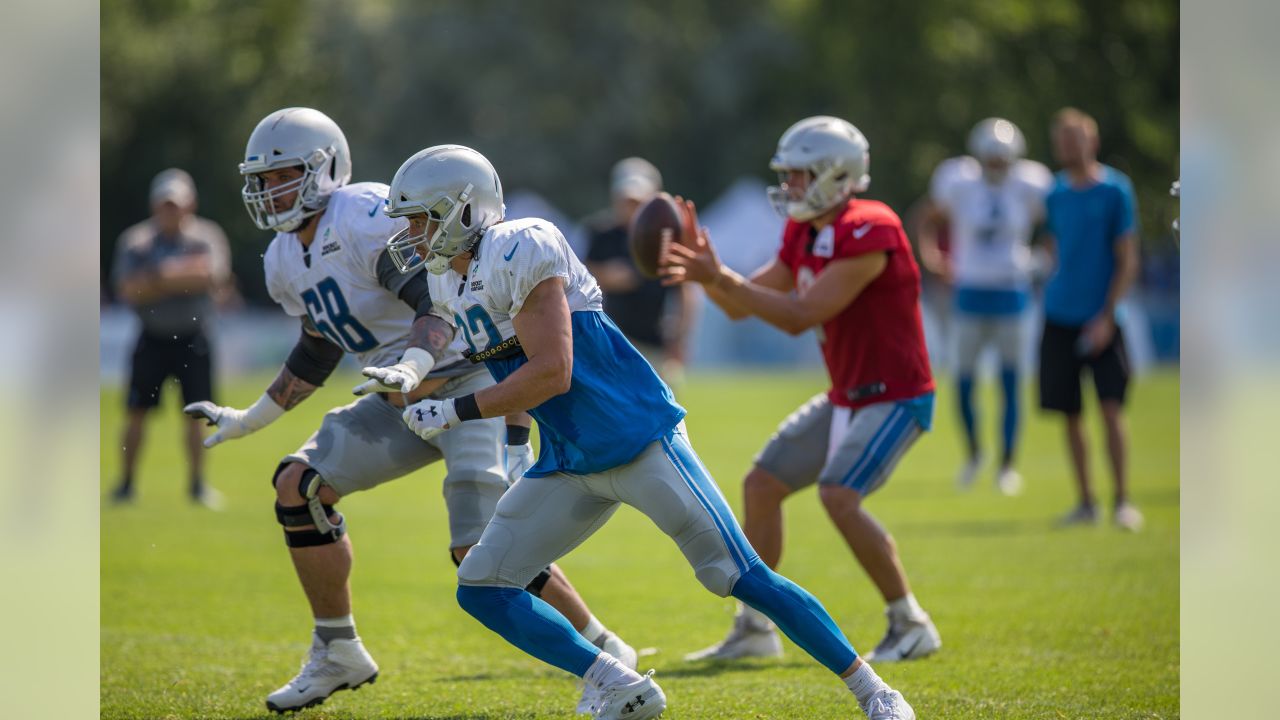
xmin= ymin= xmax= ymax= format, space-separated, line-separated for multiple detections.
xmin=1043 ymin=165 xmax=1138 ymax=326
xmin=486 ymin=311 xmax=686 ymax=476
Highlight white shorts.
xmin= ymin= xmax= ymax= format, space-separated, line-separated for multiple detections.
xmin=755 ymin=393 xmax=928 ymax=497
xmin=282 ymin=369 xmax=508 ymax=548
xmin=456 ymin=424 xmax=758 ymax=597
xmin=951 ymin=312 xmax=1025 ymax=377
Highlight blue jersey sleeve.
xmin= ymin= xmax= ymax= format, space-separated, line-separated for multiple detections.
xmin=1111 ymin=170 xmax=1139 ymax=243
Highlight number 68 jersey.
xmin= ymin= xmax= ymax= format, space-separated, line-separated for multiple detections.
xmin=263 ymin=182 xmax=466 ymax=370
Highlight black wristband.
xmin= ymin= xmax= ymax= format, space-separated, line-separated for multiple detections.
xmin=506 ymin=425 xmax=530 ymax=446
xmin=454 ymin=393 xmax=482 ymax=422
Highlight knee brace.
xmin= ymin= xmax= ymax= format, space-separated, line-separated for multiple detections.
xmin=273 ymin=467 xmax=346 ymax=547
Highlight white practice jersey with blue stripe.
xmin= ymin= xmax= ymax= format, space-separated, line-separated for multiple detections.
xmin=930 ymin=157 xmax=1054 ymax=290
xmin=263 ymin=182 xmax=469 ymax=370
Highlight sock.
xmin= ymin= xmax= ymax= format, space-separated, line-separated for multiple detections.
xmin=456 ymin=585 xmax=602 ymax=677
xmin=315 ymin=614 xmax=357 ymax=643
xmin=580 ymin=614 xmax=606 ymax=644
xmin=957 ymin=375 xmax=979 ymax=457
xmin=189 ymin=476 xmax=205 ymax=495
xmin=730 ymin=562 xmax=857 ymax=675
xmin=844 ymin=662 xmax=889 ymax=707
xmin=737 ymin=601 xmax=773 ymax=630
xmin=887 ymin=594 xmax=926 ymax=623
xmin=999 ymin=366 xmax=1020 ymax=467
xmin=583 ymin=651 xmax=643 ymax=691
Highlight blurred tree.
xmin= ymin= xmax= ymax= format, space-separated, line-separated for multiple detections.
xmin=101 ymin=0 xmax=1177 ymax=304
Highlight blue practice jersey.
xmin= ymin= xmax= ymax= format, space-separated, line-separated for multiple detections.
xmin=426 ymin=218 xmax=686 ymax=476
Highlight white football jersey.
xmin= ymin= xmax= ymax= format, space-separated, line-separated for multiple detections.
xmin=930 ymin=157 xmax=1053 ymax=289
xmin=426 ymin=218 xmax=603 ymax=353
xmin=263 ymin=182 xmax=468 ymax=370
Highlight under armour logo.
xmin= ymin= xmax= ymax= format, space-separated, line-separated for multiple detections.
xmin=416 ymin=407 xmax=438 ymax=422
xmin=624 ymin=694 xmax=645 ymax=712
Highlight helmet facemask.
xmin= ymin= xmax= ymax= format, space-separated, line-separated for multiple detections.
xmin=386 ymin=183 xmax=483 ymax=275
xmin=240 ymin=145 xmax=342 ymax=232
xmin=767 ymin=160 xmax=859 ymax=222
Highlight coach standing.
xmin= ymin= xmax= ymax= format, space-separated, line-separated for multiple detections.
xmin=111 ymin=168 xmax=232 ymax=508
xmin=1040 ymin=109 xmax=1143 ymax=531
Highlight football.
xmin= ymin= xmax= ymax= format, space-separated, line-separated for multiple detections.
xmin=628 ymin=191 xmax=684 ymax=279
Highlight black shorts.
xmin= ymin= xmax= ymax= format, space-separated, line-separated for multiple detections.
xmin=126 ymin=331 xmax=215 ymax=410
xmin=1038 ymin=320 xmax=1130 ymax=414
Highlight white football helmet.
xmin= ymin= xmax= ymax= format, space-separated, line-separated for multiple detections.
xmin=767 ymin=116 xmax=870 ymax=221
xmin=968 ymin=118 xmax=1025 ymax=181
xmin=239 ymin=107 xmax=352 ymax=232
xmin=385 ymin=145 xmax=505 ymax=275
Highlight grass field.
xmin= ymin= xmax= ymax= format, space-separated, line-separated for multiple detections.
xmin=101 ymin=369 xmax=1179 ymax=719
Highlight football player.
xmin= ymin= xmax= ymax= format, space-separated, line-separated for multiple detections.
xmin=663 ymin=116 xmax=942 ymax=665
xmin=918 ymin=118 xmax=1053 ymax=494
xmin=183 ymin=108 xmax=635 ymax=714
xmin=376 ymin=144 xmax=914 ymax=719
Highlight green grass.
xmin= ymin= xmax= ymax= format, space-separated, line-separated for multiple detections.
xmin=101 ymin=369 xmax=1179 ymax=719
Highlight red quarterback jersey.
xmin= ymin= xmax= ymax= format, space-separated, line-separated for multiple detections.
xmin=777 ymin=198 xmax=935 ymax=409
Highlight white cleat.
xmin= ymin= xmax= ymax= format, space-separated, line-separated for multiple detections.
xmin=863 ymin=612 xmax=941 ymax=663
xmin=578 ymin=636 xmax=639 ymax=713
xmin=591 ymin=670 xmax=666 ymax=719
xmin=265 ymin=634 xmax=379 ymax=714
xmin=995 ymin=467 xmax=1023 ymax=496
xmin=956 ymin=455 xmax=982 ymax=491
xmin=596 ymin=631 xmax=638 ymax=671
xmin=682 ymin=612 xmax=782 ymax=661
xmin=1113 ymin=503 xmax=1145 ymax=532
xmin=862 ymin=687 xmax=916 ymax=720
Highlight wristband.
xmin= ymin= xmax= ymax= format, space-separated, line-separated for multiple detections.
xmin=452 ymin=393 xmax=482 ymax=423
xmin=400 ymin=347 xmax=437 ymax=379
xmin=244 ymin=393 xmax=286 ymax=430
xmin=506 ymin=424 xmax=531 ymax=446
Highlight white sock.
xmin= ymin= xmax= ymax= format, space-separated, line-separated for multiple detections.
xmin=583 ymin=652 xmax=643 ymax=690
xmin=887 ymin=593 xmax=926 ymax=622
xmin=738 ymin=602 xmax=773 ymax=630
xmin=580 ymin=614 xmax=607 ymax=644
xmin=844 ymin=662 xmax=888 ymax=707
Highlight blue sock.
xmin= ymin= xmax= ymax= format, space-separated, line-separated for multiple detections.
xmin=999 ymin=367 xmax=1019 ymax=466
xmin=456 ymin=585 xmax=599 ymax=677
xmin=730 ymin=562 xmax=857 ymax=674
xmin=957 ymin=375 xmax=979 ymax=457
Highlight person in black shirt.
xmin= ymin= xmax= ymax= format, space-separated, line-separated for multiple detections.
xmin=583 ymin=157 xmax=696 ymax=386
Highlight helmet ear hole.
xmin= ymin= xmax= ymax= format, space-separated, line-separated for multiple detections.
xmin=461 ymin=202 xmax=472 ymax=227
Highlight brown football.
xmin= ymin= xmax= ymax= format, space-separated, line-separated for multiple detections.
xmin=628 ymin=192 xmax=684 ymax=279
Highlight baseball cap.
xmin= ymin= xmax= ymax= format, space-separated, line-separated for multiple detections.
xmin=610 ymin=157 xmax=662 ymax=200
xmin=150 ymin=168 xmax=197 ymax=207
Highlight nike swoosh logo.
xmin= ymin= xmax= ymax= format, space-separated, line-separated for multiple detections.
xmin=296 ymin=684 xmax=311 ymax=693
xmin=897 ymin=635 xmax=921 ymax=658
xmin=503 ymin=242 xmax=520 ymax=261
xmin=852 ymin=222 xmax=874 ymax=239
xmin=369 ymin=199 xmax=383 ymax=217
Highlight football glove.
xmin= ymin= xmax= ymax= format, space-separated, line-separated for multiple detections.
xmin=354 ymin=347 xmax=436 ymax=396
xmin=183 ymin=394 xmax=285 ymax=448
xmin=402 ymin=397 xmax=461 ymax=442
xmin=506 ymin=442 xmax=535 ymax=484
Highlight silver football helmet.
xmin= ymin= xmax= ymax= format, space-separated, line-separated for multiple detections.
xmin=239 ymin=107 xmax=351 ymax=232
xmin=385 ymin=145 xmax=505 ymax=275
xmin=968 ymin=118 xmax=1025 ymax=181
xmin=767 ymin=116 xmax=870 ymax=221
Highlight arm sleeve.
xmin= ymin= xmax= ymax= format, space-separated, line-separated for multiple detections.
xmin=377 ymin=249 xmax=435 ymax=317
xmin=284 ymin=320 xmax=344 ymax=386
xmin=510 ymin=225 xmax=572 ymax=316
xmin=111 ymin=225 xmax=150 ymax=292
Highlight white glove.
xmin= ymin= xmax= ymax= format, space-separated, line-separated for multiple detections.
xmin=506 ymin=443 xmax=535 ymax=484
xmin=183 ymin=393 xmax=285 ymax=448
xmin=402 ymin=397 xmax=461 ymax=442
xmin=354 ymin=347 xmax=436 ymax=396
